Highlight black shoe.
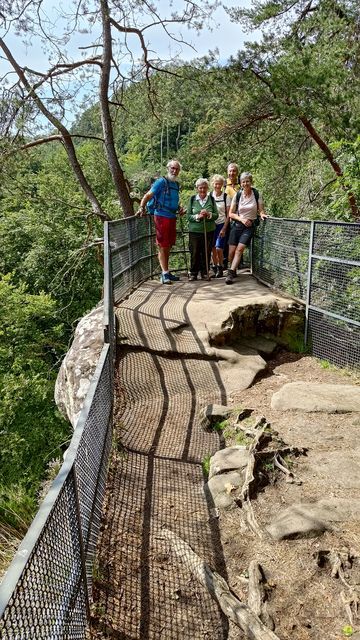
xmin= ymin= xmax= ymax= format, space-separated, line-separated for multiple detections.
xmin=215 ymin=266 xmax=223 ymax=278
xmin=188 ymin=274 xmax=197 ymax=281
xmin=225 ymin=269 xmax=235 ymax=285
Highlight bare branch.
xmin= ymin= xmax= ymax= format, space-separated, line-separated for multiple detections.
xmin=0 ymin=37 xmax=110 ymax=222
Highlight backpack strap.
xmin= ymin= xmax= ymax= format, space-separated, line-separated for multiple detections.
xmin=235 ymin=187 xmax=259 ymax=209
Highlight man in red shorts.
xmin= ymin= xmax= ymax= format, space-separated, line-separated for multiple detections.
xmin=139 ymin=159 xmax=184 ymax=284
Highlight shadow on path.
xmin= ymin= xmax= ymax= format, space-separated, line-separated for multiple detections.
xmin=93 ymin=281 xmax=230 ymax=639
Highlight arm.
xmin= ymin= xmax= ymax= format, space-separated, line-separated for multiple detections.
xmin=258 ymin=194 xmax=267 ymax=220
xmin=220 ymin=195 xmax=232 ymax=235
xmin=228 ymin=195 xmax=238 ymax=222
xmin=139 ymin=190 xmax=154 ymax=210
xmin=187 ymin=198 xmax=201 ymax=223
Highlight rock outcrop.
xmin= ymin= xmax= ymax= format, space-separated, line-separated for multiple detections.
xmin=271 ymin=382 xmax=360 ymax=413
xmin=55 ymin=305 xmax=104 ymax=427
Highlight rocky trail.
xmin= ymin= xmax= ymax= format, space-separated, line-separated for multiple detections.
xmin=90 ymin=274 xmax=360 ymax=640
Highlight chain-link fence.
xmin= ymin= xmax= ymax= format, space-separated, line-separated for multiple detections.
xmin=0 ymin=345 xmax=113 ymax=639
xmin=253 ymin=219 xmax=360 ymax=369
xmin=1 ymin=214 xmax=358 ymax=639
xmin=0 ymin=222 xmax=117 ymax=638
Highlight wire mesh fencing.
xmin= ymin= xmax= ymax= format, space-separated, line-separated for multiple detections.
xmin=0 ymin=344 xmax=113 ymax=638
xmin=253 ymin=218 xmax=360 ymax=369
xmin=1 ymin=213 xmax=358 ymax=639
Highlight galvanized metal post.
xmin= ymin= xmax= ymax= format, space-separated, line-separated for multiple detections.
xmin=148 ymin=214 xmax=154 ymax=279
xmin=304 ymin=220 xmax=315 ymax=346
xmin=71 ymin=466 xmax=91 ymax=616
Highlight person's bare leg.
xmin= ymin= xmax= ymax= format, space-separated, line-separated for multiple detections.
xmin=225 ymin=244 xmax=245 ymax=284
xmin=227 ymin=244 xmax=236 ymax=267
xmin=216 ymin=247 xmax=224 ymax=266
xmin=231 ymin=244 xmax=245 ymax=271
xmin=158 ymin=246 xmax=170 ymax=272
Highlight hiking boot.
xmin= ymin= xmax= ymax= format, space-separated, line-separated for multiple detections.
xmin=215 ymin=266 xmax=224 ymax=278
xmin=160 ymin=273 xmax=172 ymax=284
xmin=168 ymin=272 xmax=180 ymax=281
xmin=225 ymin=269 xmax=235 ymax=285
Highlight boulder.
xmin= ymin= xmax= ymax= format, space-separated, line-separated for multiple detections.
xmin=55 ymin=305 xmax=104 ymax=427
xmin=209 ymin=446 xmax=250 ymax=480
xmin=206 ymin=471 xmax=244 ymax=510
xmin=266 ymin=498 xmax=360 ymax=540
xmin=271 ymin=382 xmax=360 ymax=413
xmin=201 ymin=404 xmax=233 ymax=424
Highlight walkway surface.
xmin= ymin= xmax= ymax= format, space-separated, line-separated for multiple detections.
xmin=93 ymin=274 xmax=295 ymax=639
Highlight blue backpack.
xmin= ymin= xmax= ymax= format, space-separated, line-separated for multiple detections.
xmin=146 ymin=177 xmax=180 ymax=215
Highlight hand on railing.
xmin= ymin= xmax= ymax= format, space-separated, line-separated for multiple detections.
xmin=135 ymin=206 xmax=148 ymax=218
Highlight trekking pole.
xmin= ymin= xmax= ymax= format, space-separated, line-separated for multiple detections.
xmin=203 ymin=217 xmax=210 ymax=281
xmin=179 ymin=213 xmax=189 ymax=274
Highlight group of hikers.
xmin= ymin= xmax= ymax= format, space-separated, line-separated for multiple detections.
xmin=138 ymin=159 xmax=267 ymax=285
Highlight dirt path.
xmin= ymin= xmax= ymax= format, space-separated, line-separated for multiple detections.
xmin=90 ymin=281 xmax=231 ymax=639
xmin=224 ymin=352 xmax=360 ymax=640
xmin=90 ymin=277 xmax=360 ymax=640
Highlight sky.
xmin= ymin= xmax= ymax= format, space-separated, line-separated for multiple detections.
xmin=1 ymin=2 xmax=254 ymax=68
xmin=0 ymin=1 xmax=256 ymax=129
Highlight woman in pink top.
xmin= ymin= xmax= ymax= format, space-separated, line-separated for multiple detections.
xmin=225 ymin=172 xmax=267 ymax=285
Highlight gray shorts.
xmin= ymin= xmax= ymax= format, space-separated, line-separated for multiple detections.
xmin=229 ymin=222 xmax=254 ymax=247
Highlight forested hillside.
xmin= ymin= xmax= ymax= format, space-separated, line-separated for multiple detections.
xmin=0 ymin=0 xmax=359 ymax=571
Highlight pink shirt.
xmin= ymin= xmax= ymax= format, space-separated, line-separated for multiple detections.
xmin=231 ymin=190 xmax=264 ymax=223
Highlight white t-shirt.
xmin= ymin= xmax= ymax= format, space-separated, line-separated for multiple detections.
xmin=231 ymin=190 xmax=264 ymax=223
xmin=212 ymin=191 xmax=231 ymax=225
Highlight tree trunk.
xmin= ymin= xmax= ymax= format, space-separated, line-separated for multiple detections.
xmin=299 ymin=116 xmax=358 ymax=219
xmin=0 ymin=38 xmax=110 ymax=222
xmin=99 ymin=0 xmax=134 ymax=217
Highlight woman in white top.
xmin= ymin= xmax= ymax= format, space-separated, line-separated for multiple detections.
xmin=225 ymin=172 xmax=267 ymax=285
xmin=210 ymin=174 xmax=231 ymax=278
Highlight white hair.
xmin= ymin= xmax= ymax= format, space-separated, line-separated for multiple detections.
xmin=166 ymin=159 xmax=181 ymax=170
xmin=210 ymin=174 xmax=225 ymax=187
xmin=195 ymin=178 xmax=209 ymax=188
xmin=227 ymin=163 xmax=239 ymax=172
xmin=240 ymin=171 xmax=253 ymax=182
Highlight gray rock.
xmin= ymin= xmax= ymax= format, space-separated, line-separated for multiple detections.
xmin=271 ymin=382 xmax=360 ymax=413
xmin=237 ymin=336 xmax=277 ymax=354
xmin=303 ymin=449 xmax=360 ymax=490
xmin=206 ymin=471 xmax=243 ymax=510
xmin=55 ymin=305 xmax=104 ymax=427
xmin=209 ymin=446 xmax=250 ymax=480
xmin=201 ymin=404 xmax=233 ymax=423
xmin=267 ymin=498 xmax=360 ymax=540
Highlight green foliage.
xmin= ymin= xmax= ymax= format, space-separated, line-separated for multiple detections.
xmin=202 ymin=454 xmax=211 ymax=479
xmin=0 ymin=274 xmax=70 ymax=529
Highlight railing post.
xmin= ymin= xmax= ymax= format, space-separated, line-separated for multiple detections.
xmin=304 ymin=220 xmax=315 ymax=346
xmin=128 ymin=218 xmax=133 ymax=289
xmin=71 ymin=466 xmax=91 ymax=616
xmin=103 ymin=221 xmax=111 ymax=344
xmin=148 ymin=215 xmax=154 ymax=279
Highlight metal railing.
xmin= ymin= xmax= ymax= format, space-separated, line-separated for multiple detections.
xmin=0 ymin=224 xmax=117 ymax=638
xmin=252 ymin=218 xmax=360 ymax=369
xmin=1 ymin=213 xmax=358 ymax=639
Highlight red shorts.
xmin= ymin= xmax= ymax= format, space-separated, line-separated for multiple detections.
xmin=154 ymin=215 xmax=176 ymax=248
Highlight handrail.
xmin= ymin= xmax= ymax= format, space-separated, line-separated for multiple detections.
xmin=1 ymin=213 xmax=358 ymax=639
